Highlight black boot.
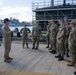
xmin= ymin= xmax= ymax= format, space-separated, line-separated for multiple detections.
xmin=52 ymin=50 xmax=57 ymax=54
xmin=32 ymin=47 xmax=35 ymax=49
xmin=66 ymin=53 xmax=69 ymax=57
xmin=74 ymin=71 xmax=76 ymax=75
xmin=55 ymin=54 xmax=61 ymax=58
xmin=58 ymin=56 xmax=64 ymax=61
xmin=46 ymin=46 xmax=49 ymax=48
xmin=35 ymin=47 xmax=38 ymax=50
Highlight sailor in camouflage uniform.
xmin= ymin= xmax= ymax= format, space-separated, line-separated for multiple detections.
xmin=64 ymin=20 xmax=71 ymax=57
xmin=32 ymin=21 xmax=42 ymax=50
xmin=67 ymin=21 xmax=76 ymax=66
xmin=46 ymin=21 xmax=51 ymax=48
xmin=20 ymin=24 xmax=30 ymax=49
xmin=55 ymin=19 xmax=66 ymax=61
xmin=65 ymin=20 xmax=71 ymax=57
xmin=49 ymin=19 xmax=58 ymax=54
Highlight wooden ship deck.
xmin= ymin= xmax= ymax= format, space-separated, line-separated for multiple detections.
xmin=0 ymin=41 xmax=75 ymax=75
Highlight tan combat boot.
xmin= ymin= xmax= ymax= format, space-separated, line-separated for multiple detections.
xmin=4 ymin=58 xmax=11 ymax=63
xmin=67 ymin=61 xmax=75 ymax=66
xmin=8 ymin=57 xmax=13 ymax=60
xmin=68 ymin=60 xmax=71 ymax=63
xmin=48 ymin=47 xmax=52 ymax=50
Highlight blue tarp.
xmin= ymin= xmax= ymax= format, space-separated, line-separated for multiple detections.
xmin=0 ymin=27 xmax=2 ymax=38
xmin=0 ymin=31 xmax=2 ymax=38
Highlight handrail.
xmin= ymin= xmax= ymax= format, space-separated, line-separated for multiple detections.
xmin=32 ymin=0 xmax=76 ymax=10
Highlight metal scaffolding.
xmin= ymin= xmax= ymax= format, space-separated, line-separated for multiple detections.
xmin=32 ymin=0 xmax=76 ymax=30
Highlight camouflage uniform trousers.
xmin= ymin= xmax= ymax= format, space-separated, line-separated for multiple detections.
xmin=50 ymin=37 xmax=56 ymax=50
xmin=47 ymin=34 xmax=50 ymax=47
xmin=22 ymin=37 xmax=28 ymax=46
xmin=33 ymin=36 xmax=40 ymax=48
xmin=68 ymin=43 xmax=76 ymax=62
xmin=65 ymin=38 xmax=69 ymax=54
xmin=57 ymin=40 xmax=65 ymax=56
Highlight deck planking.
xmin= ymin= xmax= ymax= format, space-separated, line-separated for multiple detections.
xmin=0 ymin=42 xmax=75 ymax=75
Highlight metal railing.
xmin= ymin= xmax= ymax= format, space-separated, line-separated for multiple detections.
xmin=32 ymin=0 xmax=76 ymax=29
xmin=32 ymin=0 xmax=76 ymax=10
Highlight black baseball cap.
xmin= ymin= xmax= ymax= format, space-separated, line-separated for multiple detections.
xmin=4 ymin=18 xmax=10 ymax=23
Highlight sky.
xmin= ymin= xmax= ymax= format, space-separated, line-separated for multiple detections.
xmin=0 ymin=0 xmax=75 ymax=22
xmin=0 ymin=0 xmax=49 ymax=22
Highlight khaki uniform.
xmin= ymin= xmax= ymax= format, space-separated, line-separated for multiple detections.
xmin=65 ymin=25 xmax=70 ymax=54
xmin=32 ymin=25 xmax=42 ymax=48
xmin=50 ymin=24 xmax=58 ymax=50
xmin=2 ymin=25 xmax=11 ymax=59
xmin=68 ymin=27 xmax=76 ymax=62
xmin=20 ymin=28 xmax=29 ymax=47
xmin=57 ymin=25 xmax=65 ymax=56
xmin=46 ymin=25 xmax=50 ymax=47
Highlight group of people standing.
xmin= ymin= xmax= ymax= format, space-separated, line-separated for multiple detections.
xmin=46 ymin=19 xmax=76 ymax=75
xmin=0 ymin=18 xmax=76 ymax=74
xmin=20 ymin=21 xmax=42 ymax=50
xmin=1 ymin=18 xmax=42 ymax=63
xmin=46 ymin=19 xmax=76 ymax=66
